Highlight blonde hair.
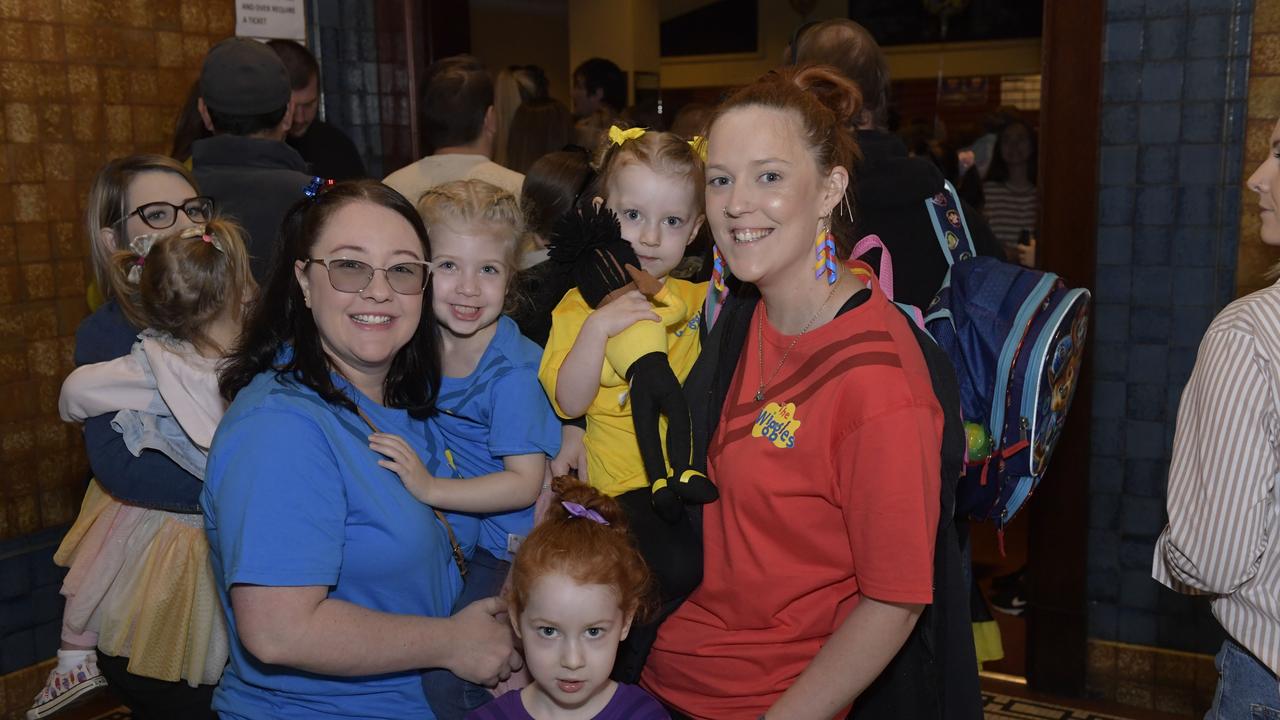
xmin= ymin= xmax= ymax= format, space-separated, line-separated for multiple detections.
xmin=108 ymin=218 xmax=255 ymax=355
xmin=85 ymin=155 xmax=199 ymax=302
xmin=417 ymin=179 xmax=526 ymax=270
xmin=594 ymin=128 xmax=705 ymax=215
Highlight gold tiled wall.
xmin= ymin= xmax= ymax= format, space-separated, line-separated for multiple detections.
xmin=1238 ymin=0 xmax=1280 ymax=296
xmin=0 ymin=2 xmax=233 ymax=541
xmin=1086 ymin=640 xmax=1215 ymax=716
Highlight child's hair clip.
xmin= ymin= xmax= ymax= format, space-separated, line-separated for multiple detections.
xmin=126 ymin=232 xmax=160 ymax=283
xmin=688 ymin=136 xmax=707 ymax=162
xmin=180 ymin=224 xmax=224 ymax=253
xmin=561 ymin=501 xmax=609 ymax=525
xmin=304 ymin=176 xmax=335 ymax=199
xmin=608 ymin=125 xmax=646 ymax=146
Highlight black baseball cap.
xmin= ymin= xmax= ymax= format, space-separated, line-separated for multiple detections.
xmin=199 ymin=38 xmax=291 ymax=115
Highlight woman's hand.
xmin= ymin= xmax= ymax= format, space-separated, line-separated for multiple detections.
xmin=369 ymin=432 xmax=439 ymax=505
xmin=447 ymin=596 xmax=521 ymax=686
xmin=584 ymin=290 xmax=659 ymax=339
xmin=550 ymin=424 xmax=588 ymax=483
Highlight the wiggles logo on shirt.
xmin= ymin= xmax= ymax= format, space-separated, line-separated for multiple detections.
xmin=752 ymin=401 xmax=801 ymax=449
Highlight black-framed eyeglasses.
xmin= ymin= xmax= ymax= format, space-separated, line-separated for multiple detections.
xmin=305 ymin=257 xmax=432 ymax=295
xmin=119 ymin=197 xmax=215 ymax=230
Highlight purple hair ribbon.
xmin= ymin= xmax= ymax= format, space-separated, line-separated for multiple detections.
xmin=561 ymin=501 xmax=609 ymax=525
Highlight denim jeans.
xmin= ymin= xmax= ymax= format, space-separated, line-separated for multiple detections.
xmin=422 ymin=548 xmax=511 ymax=720
xmin=1207 ymin=639 xmax=1280 ymax=719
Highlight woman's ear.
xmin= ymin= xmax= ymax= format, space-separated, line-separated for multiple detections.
xmin=822 ymin=165 xmax=850 ymax=217
xmin=99 ymin=226 xmax=119 ymax=254
xmin=294 ymin=260 xmax=311 ymax=307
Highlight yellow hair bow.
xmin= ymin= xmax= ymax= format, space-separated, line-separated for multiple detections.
xmin=609 ymin=125 xmax=646 ymax=146
xmin=688 ymin=136 xmax=707 ymax=162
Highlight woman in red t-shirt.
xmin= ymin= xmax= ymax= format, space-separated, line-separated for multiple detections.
xmin=640 ymin=65 xmax=980 ymax=719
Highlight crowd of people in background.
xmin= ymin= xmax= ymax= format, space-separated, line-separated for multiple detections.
xmin=29 ymin=9 xmax=1278 ymax=720
xmin=24 ymin=21 xmax=1018 ymax=720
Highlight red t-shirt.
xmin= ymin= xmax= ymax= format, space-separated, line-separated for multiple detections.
xmin=641 ymin=282 xmax=943 ymax=719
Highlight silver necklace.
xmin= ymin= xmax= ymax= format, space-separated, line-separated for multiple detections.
xmin=755 ymin=277 xmax=842 ymax=403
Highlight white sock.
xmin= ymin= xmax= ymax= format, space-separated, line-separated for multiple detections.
xmin=55 ymin=649 xmax=93 ymax=673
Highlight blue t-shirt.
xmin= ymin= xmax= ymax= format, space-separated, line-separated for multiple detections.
xmin=202 ymin=369 xmax=463 ymax=720
xmin=435 ymin=316 xmax=561 ymax=561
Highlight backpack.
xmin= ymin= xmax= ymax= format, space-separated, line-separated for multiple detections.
xmin=920 ymin=182 xmax=1091 ymax=532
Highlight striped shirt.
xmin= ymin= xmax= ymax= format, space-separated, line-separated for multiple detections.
xmin=1153 ymin=279 xmax=1280 ymax=678
xmin=982 ymin=181 xmax=1038 ymax=247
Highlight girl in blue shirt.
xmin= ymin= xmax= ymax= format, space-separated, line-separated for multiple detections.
xmin=366 ymin=180 xmax=561 ymax=719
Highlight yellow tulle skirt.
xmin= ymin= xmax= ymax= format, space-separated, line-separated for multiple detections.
xmin=55 ymin=480 xmax=227 ymax=687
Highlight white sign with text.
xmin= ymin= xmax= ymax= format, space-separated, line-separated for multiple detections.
xmin=236 ymin=0 xmax=306 ymax=41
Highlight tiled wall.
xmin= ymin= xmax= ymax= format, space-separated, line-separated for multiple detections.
xmin=0 ymin=0 xmax=232 ymax=538
xmin=1092 ymin=0 xmax=1251 ymax=653
xmin=313 ymin=0 xmax=415 ymax=179
xmin=1088 ymin=0 xmax=1256 ymax=710
xmin=0 ymin=528 xmax=65 ymax=676
xmin=1086 ymin=639 xmax=1217 ymax=715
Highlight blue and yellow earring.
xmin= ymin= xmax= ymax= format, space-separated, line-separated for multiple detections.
xmin=711 ymin=244 xmax=728 ymax=293
xmin=814 ymin=220 xmax=838 ymax=285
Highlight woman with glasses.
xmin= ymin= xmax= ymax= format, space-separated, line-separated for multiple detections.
xmin=204 ymin=180 xmax=519 ymax=720
xmin=31 ymin=155 xmax=222 ymax=720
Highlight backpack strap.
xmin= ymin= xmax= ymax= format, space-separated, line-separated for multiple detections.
xmin=924 ymin=179 xmax=977 ymax=267
xmin=851 ymin=234 xmax=896 ymax=300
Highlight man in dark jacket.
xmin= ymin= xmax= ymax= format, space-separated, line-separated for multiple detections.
xmin=794 ymin=19 xmax=1005 ymax=311
xmin=192 ymin=38 xmax=315 ymax=281
xmin=268 ymin=39 xmax=368 ymax=181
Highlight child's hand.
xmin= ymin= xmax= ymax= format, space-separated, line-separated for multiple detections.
xmin=585 ymin=290 xmax=659 ymax=339
xmin=550 ymin=424 xmax=588 ymax=483
xmin=369 ymin=432 xmax=438 ymax=505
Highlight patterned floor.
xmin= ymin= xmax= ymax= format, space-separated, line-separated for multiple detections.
xmin=985 ymin=692 xmax=1139 ymax=720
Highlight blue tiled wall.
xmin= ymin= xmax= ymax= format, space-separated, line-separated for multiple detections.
xmin=1089 ymin=0 xmax=1252 ymax=653
xmin=0 ymin=526 xmax=67 ymax=674
xmin=313 ymin=0 xmax=388 ymax=178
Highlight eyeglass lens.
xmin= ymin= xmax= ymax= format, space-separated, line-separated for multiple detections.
xmin=136 ymin=198 xmax=214 ymax=229
xmin=325 ymin=259 xmax=429 ymax=295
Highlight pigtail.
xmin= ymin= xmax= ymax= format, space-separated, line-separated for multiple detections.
xmin=106 ymin=235 xmax=157 ymax=331
xmin=115 ymin=218 xmax=256 ymax=355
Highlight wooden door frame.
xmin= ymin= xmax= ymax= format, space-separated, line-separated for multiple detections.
xmin=1026 ymin=0 xmax=1104 ymax=697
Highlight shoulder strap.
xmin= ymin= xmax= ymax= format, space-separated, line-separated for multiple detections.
xmin=355 ymin=406 xmax=468 ymax=578
xmin=924 ymin=179 xmax=977 ymax=267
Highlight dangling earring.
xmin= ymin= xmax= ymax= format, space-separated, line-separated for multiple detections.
xmin=814 ymin=220 xmax=838 ymax=286
xmin=711 ymin=244 xmax=728 ymax=293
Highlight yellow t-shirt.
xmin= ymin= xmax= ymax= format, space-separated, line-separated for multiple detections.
xmin=539 ymin=278 xmax=706 ymax=497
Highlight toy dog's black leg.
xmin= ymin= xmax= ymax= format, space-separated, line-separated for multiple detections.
xmin=628 ymin=352 xmax=685 ymax=522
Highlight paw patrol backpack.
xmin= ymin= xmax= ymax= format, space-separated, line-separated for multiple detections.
xmin=922 ymin=182 xmax=1091 ymax=532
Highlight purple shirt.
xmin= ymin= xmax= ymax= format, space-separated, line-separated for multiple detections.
xmin=466 ymin=684 xmax=668 ymax=719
